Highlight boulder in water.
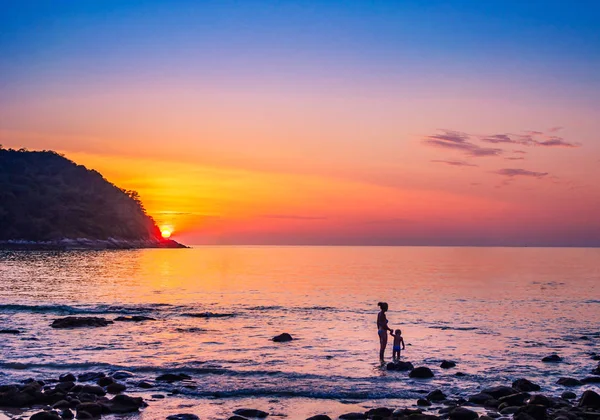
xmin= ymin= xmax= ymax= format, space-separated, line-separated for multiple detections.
xmin=417 ymin=398 xmax=432 ymax=407
xmin=498 ymin=392 xmax=530 ymax=406
xmin=556 ymin=377 xmax=582 ymax=387
xmin=0 ymin=329 xmax=20 ymax=334
xmin=481 ymin=386 xmax=518 ymax=399
xmin=528 ymin=395 xmax=551 ymax=407
xmin=578 ymin=390 xmax=600 ymax=408
xmin=77 ymin=372 xmax=105 ymax=382
xmin=306 ymin=416 xmax=332 ymax=420
xmin=409 ymin=367 xmax=434 ymax=378
xmin=51 ymin=317 xmax=113 ymax=329
xmin=440 ymin=360 xmax=456 ymax=369
xmin=103 ymin=394 xmax=146 ymax=413
xmin=469 ymin=392 xmax=495 ymax=405
xmin=106 ymin=382 xmax=126 ymax=394
xmin=427 ymin=389 xmax=446 ymax=402
xmin=516 ymin=404 xmax=547 ymax=420
xmin=366 ymin=407 xmax=393 ymax=417
xmin=156 ymin=373 xmax=191 ymax=382
xmin=581 ymin=376 xmax=600 ymax=384
xmin=272 ymin=333 xmax=293 ymax=342
xmin=97 ymin=377 xmax=114 ymax=387
xmin=166 ymin=415 xmax=200 ymax=420
xmin=561 ymin=391 xmax=576 ymax=400
xmin=111 ymin=371 xmax=134 ymax=379
xmin=137 ymin=381 xmax=154 ymax=389
xmin=449 ymin=407 xmax=478 ymax=420
xmin=59 ymin=373 xmax=76 ymax=383
xmin=512 ymin=379 xmax=541 ymax=392
xmin=233 ymin=408 xmax=269 ymax=418
xmin=114 ymin=316 xmax=156 ymax=322
xmin=541 ymin=354 xmax=562 ymax=363
xmin=387 ymin=361 xmax=414 ymax=371
xmin=76 ymin=402 xmax=103 ymax=417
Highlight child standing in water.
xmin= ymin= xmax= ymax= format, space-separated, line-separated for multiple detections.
xmin=390 ymin=329 xmax=405 ymax=360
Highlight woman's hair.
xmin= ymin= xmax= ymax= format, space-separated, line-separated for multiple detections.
xmin=378 ymin=302 xmax=388 ymax=311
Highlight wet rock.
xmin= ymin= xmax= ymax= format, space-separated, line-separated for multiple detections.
xmin=111 ymin=371 xmax=134 ymax=380
xmin=556 ymin=378 xmax=583 ymax=387
xmin=516 ymin=404 xmax=547 ymax=420
xmin=52 ymin=400 xmax=71 ymax=409
xmin=30 ymin=412 xmax=61 ymax=420
xmin=591 ymin=355 xmax=600 ymax=361
xmin=418 ymin=398 xmax=432 ymax=406
xmin=76 ymin=393 xmax=96 ymax=403
xmin=409 ymin=367 xmax=434 ymax=378
xmin=55 ymin=381 xmax=75 ymax=392
xmin=152 ymin=394 xmax=165 ymax=399
xmin=106 ymin=382 xmax=126 ymax=394
xmin=306 ymin=416 xmax=332 ymax=420
xmin=366 ymin=407 xmax=393 ymax=417
xmin=166 ymin=415 xmax=200 ymax=420
xmin=561 ymin=391 xmax=576 ymax=400
xmin=156 ymin=373 xmax=191 ymax=382
xmin=339 ymin=413 xmax=367 ymax=419
xmin=512 ymin=379 xmax=541 ymax=392
xmin=578 ymin=390 xmax=600 ymax=408
xmin=102 ymin=394 xmax=146 ymax=413
xmin=60 ymin=409 xmax=74 ymax=419
xmin=581 ymin=376 xmax=600 ymax=384
xmin=75 ymin=411 xmax=92 ymax=419
xmin=137 ymin=381 xmax=154 ymax=389
xmin=455 ymin=372 xmax=466 ymax=377
xmin=500 ymin=406 xmax=520 ymax=415
xmin=58 ymin=374 xmax=75 ymax=383
xmin=528 ymin=395 xmax=551 ymax=407
xmin=469 ymin=393 xmax=495 ymax=405
xmin=51 ymin=317 xmax=113 ymax=329
xmin=272 ymin=333 xmax=293 ymax=342
xmin=233 ymin=408 xmax=269 ymax=418
xmin=408 ymin=415 xmax=440 ymax=420
xmin=541 ymin=354 xmax=562 ymax=363
xmin=387 ymin=361 xmax=414 ymax=371
xmin=393 ymin=408 xmax=423 ymax=416
xmin=513 ymin=413 xmax=536 ymax=420
xmin=427 ymin=390 xmax=447 ymax=402
xmin=97 ymin=377 xmax=114 ymax=387
xmin=77 ymin=372 xmax=105 ymax=382
xmin=229 ymin=417 xmax=248 ymax=420
xmin=79 ymin=385 xmax=105 ymax=396
xmin=449 ymin=407 xmax=479 ymax=420
xmin=184 ymin=312 xmax=235 ymax=318
xmin=498 ymin=392 xmax=530 ymax=406
xmin=440 ymin=360 xmax=457 ymax=369
xmin=593 ymin=365 xmax=600 ymax=375
xmin=0 ymin=329 xmax=20 ymax=334
xmin=114 ymin=316 xmax=156 ymax=322
xmin=76 ymin=402 xmax=102 ymax=417
xmin=481 ymin=386 xmax=518 ymax=399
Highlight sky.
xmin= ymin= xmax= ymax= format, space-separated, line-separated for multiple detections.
xmin=1 ymin=0 xmax=600 ymax=246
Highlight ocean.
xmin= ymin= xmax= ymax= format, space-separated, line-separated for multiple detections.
xmin=1 ymin=246 xmax=599 ymax=419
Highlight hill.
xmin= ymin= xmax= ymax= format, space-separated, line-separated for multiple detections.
xmin=0 ymin=147 xmax=185 ymax=249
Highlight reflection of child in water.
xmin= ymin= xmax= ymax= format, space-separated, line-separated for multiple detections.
xmin=390 ymin=329 xmax=405 ymax=360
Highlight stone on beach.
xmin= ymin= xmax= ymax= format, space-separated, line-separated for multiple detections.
xmin=578 ymin=390 xmax=600 ymax=408
xmin=51 ymin=317 xmax=113 ymax=329
xmin=272 ymin=333 xmax=293 ymax=342
xmin=366 ymin=407 xmax=393 ymax=417
xmin=114 ymin=316 xmax=156 ymax=322
xmin=156 ymin=373 xmax=192 ymax=382
xmin=440 ymin=360 xmax=457 ymax=369
xmin=111 ymin=371 xmax=134 ymax=379
xmin=97 ymin=377 xmax=114 ymax=387
xmin=306 ymin=415 xmax=332 ymax=420
xmin=418 ymin=398 xmax=432 ymax=406
xmin=166 ymin=415 xmax=200 ymax=420
xmin=512 ymin=379 xmax=541 ymax=392
xmin=137 ymin=381 xmax=154 ymax=389
xmin=516 ymin=404 xmax=547 ymax=420
xmin=527 ymin=395 xmax=551 ymax=407
xmin=0 ymin=329 xmax=20 ymax=334
xmin=339 ymin=413 xmax=367 ymax=419
xmin=449 ymin=407 xmax=479 ymax=420
xmin=427 ymin=389 xmax=447 ymax=402
xmin=561 ymin=391 xmax=576 ymax=400
xmin=498 ymin=392 xmax=530 ymax=406
xmin=106 ymin=382 xmax=126 ymax=394
xmin=76 ymin=402 xmax=103 ymax=417
xmin=77 ymin=372 xmax=105 ymax=382
xmin=59 ymin=373 xmax=76 ymax=383
xmin=541 ymin=354 xmax=562 ymax=363
xmin=581 ymin=376 xmax=600 ymax=383
xmin=103 ymin=394 xmax=147 ymax=413
xmin=30 ymin=411 xmax=61 ymax=420
xmin=387 ymin=361 xmax=414 ymax=371
xmin=556 ymin=378 xmax=583 ymax=387
xmin=233 ymin=408 xmax=269 ymax=418
xmin=409 ymin=367 xmax=434 ymax=378
xmin=469 ymin=392 xmax=495 ymax=405
xmin=480 ymin=386 xmax=518 ymax=399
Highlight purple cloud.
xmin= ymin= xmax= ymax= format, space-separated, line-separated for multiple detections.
xmin=536 ymin=137 xmax=578 ymax=148
xmin=505 ymin=157 xmax=525 ymax=161
xmin=423 ymin=130 xmax=502 ymax=157
xmin=494 ymin=168 xmax=548 ymax=178
xmin=431 ymin=160 xmax=478 ymax=167
xmin=480 ymin=134 xmax=517 ymax=144
xmin=513 ymin=150 xmax=527 ymax=154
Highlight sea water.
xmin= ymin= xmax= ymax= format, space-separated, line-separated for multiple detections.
xmin=1 ymin=247 xmax=599 ymax=419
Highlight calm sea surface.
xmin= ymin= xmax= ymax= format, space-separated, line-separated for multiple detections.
xmin=1 ymin=247 xmax=599 ymax=419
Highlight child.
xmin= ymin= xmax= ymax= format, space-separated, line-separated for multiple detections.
xmin=390 ymin=329 xmax=405 ymax=360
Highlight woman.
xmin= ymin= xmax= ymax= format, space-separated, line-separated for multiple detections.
xmin=377 ymin=302 xmax=393 ymax=361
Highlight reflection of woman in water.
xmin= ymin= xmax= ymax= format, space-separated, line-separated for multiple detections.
xmin=377 ymin=302 xmax=393 ymax=361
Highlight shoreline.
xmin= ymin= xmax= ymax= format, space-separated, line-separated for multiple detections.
xmin=0 ymin=238 xmax=188 ymax=250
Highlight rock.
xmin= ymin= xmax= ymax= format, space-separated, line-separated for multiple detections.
xmin=455 ymin=372 xmax=466 ymax=377
xmin=156 ymin=373 xmax=191 ymax=382
xmin=498 ymin=392 xmax=530 ymax=406
xmin=75 ymin=411 xmax=92 ymax=419
xmin=166 ymin=415 xmax=200 ymax=420
xmin=272 ymin=333 xmax=293 ymax=342
xmin=541 ymin=354 xmax=562 ymax=363
xmin=449 ymin=407 xmax=479 ymax=420
xmin=481 ymin=386 xmax=518 ymax=399
xmin=418 ymin=398 xmax=432 ymax=406
xmin=51 ymin=317 xmax=113 ymax=329
xmin=137 ymin=381 xmax=154 ymax=389
xmin=469 ymin=393 xmax=495 ymax=405
xmin=77 ymin=372 xmax=105 ymax=382
xmin=152 ymin=394 xmax=165 ymax=399
xmin=233 ymin=408 xmax=269 ymax=418
xmin=306 ymin=416 xmax=331 ymax=420
xmin=561 ymin=391 xmax=576 ymax=400
xmin=440 ymin=360 xmax=457 ymax=369
xmin=55 ymin=381 xmax=75 ymax=392
xmin=60 ymin=409 xmax=74 ymax=419
xmin=387 ymin=361 xmax=414 ymax=371
xmin=512 ymin=379 xmax=541 ymax=392
xmin=229 ymin=417 xmax=248 ymax=420
xmin=52 ymin=400 xmax=71 ymax=409
xmin=366 ymin=407 xmax=393 ymax=417
xmin=556 ymin=378 xmax=583 ymax=387
xmin=106 ymin=382 xmax=126 ymax=394
xmin=114 ymin=316 xmax=156 ymax=322
xmin=103 ymin=394 xmax=146 ymax=413
xmin=427 ymin=389 xmax=447 ymax=402
xmin=516 ymin=405 xmax=547 ymax=420
xmin=111 ymin=371 xmax=134 ymax=379
xmin=79 ymin=385 xmax=105 ymax=396
xmin=97 ymin=377 xmax=114 ymax=387
xmin=30 ymin=412 xmax=61 ymax=420
xmin=339 ymin=413 xmax=367 ymax=419
xmin=513 ymin=413 xmax=536 ymax=420
xmin=593 ymin=365 xmax=600 ymax=375
xmin=76 ymin=402 xmax=103 ymax=417
xmin=393 ymin=408 xmax=423 ymax=417
xmin=409 ymin=367 xmax=434 ymax=378
xmin=578 ymin=390 xmax=600 ymax=408
xmin=0 ymin=329 xmax=21 ymax=334
xmin=581 ymin=376 xmax=600 ymax=384
xmin=58 ymin=374 xmax=76 ymax=383
xmin=77 ymin=393 xmax=96 ymax=403
xmin=499 ymin=407 xmax=520 ymax=415
xmin=528 ymin=395 xmax=551 ymax=407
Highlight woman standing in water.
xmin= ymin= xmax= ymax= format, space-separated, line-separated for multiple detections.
xmin=377 ymin=302 xmax=393 ymax=361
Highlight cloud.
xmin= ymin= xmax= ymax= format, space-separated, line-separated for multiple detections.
xmin=504 ymin=157 xmax=525 ymax=161
xmin=479 ymin=130 xmax=579 ymax=148
xmin=548 ymin=126 xmax=564 ymax=133
xmin=261 ymin=214 xmax=328 ymax=220
xmin=422 ymin=130 xmax=503 ymax=157
xmin=536 ymin=137 xmax=578 ymax=148
xmin=513 ymin=150 xmax=527 ymax=154
xmin=494 ymin=168 xmax=548 ymax=178
xmin=431 ymin=160 xmax=478 ymax=167
xmin=480 ymin=134 xmax=517 ymax=144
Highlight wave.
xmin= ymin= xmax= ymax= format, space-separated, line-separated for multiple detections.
xmin=0 ymin=303 xmax=172 ymax=315
xmin=182 ymin=312 xmax=236 ymax=318
xmin=428 ymin=325 xmax=478 ymax=331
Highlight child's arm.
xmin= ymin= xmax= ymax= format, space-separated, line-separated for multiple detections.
xmin=401 ymin=337 xmax=405 ymax=349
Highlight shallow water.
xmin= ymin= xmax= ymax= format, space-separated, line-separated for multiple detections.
xmin=0 ymin=246 xmax=599 ymax=419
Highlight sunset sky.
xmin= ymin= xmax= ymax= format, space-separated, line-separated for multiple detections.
xmin=2 ymin=1 xmax=600 ymax=245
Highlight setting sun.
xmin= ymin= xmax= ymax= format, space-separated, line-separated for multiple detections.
xmin=161 ymin=229 xmax=172 ymax=239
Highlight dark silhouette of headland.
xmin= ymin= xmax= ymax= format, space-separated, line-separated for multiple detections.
xmin=0 ymin=147 xmax=186 ymax=249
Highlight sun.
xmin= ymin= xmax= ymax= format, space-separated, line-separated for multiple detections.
xmin=161 ymin=229 xmax=172 ymax=239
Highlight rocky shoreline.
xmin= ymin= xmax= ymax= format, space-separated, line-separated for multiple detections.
xmin=0 ymin=238 xmax=187 ymax=250
xmin=1 ymin=356 xmax=598 ymax=420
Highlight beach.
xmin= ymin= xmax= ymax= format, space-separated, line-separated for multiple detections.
xmin=1 ymin=247 xmax=599 ymax=419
